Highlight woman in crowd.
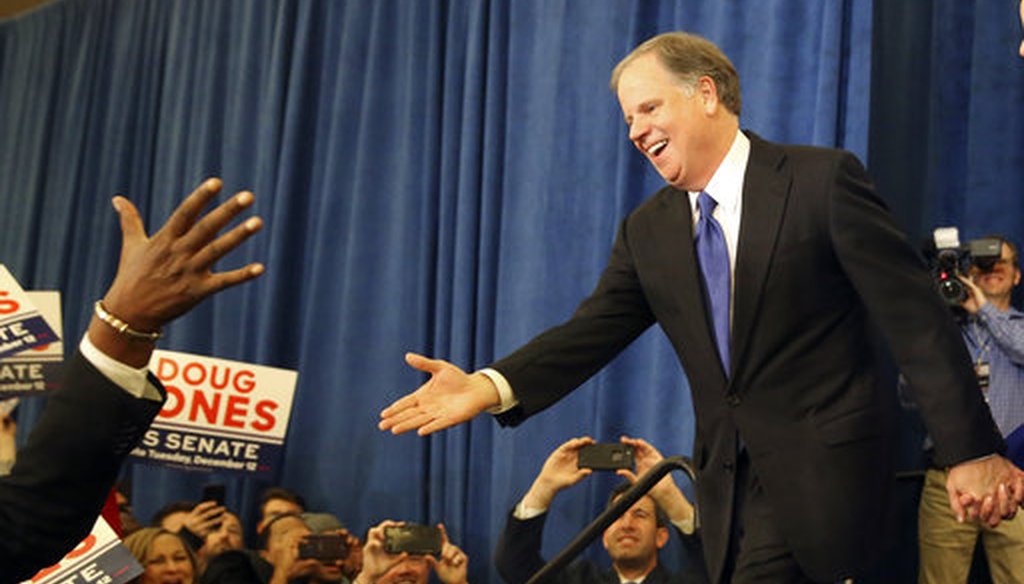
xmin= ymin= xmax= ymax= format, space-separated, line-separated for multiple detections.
xmin=124 ymin=527 xmax=198 ymax=584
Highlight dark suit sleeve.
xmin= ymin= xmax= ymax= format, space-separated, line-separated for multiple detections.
xmin=494 ymin=509 xmax=550 ymax=584
xmin=493 ymin=218 xmax=657 ymax=426
xmin=827 ymin=152 xmax=1003 ymax=465
xmin=671 ymin=525 xmax=710 ymax=584
xmin=0 ymin=349 xmax=164 ymax=582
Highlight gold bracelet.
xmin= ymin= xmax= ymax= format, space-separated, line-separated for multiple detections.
xmin=93 ymin=300 xmax=162 ymax=342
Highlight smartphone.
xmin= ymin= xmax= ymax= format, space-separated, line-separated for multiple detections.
xmin=383 ymin=524 xmax=442 ymax=555
xmin=577 ymin=443 xmax=634 ymax=471
xmin=200 ymin=483 xmax=226 ymax=506
xmin=299 ymin=533 xmax=349 ymax=562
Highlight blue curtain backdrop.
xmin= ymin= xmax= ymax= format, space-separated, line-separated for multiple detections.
xmin=13 ymin=0 xmax=1003 ymax=581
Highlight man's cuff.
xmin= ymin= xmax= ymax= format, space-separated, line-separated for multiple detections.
xmin=79 ymin=335 xmax=160 ymax=401
xmin=672 ymin=515 xmax=695 ymax=535
xmin=480 ymin=368 xmax=518 ymax=414
xmin=513 ymin=500 xmax=548 ymax=520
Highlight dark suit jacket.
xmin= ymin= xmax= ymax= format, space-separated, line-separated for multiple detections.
xmin=494 ymin=509 xmax=706 ymax=584
xmin=492 ymin=133 xmax=1004 ymax=582
xmin=0 ymin=349 xmax=164 ymax=583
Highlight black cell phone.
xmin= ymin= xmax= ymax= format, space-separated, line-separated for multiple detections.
xmin=577 ymin=443 xmax=635 ymax=471
xmin=299 ymin=533 xmax=349 ymax=562
xmin=383 ymin=524 xmax=442 ymax=555
xmin=200 ymin=483 xmax=226 ymax=506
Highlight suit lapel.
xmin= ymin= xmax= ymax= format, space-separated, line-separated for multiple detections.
xmin=731 ymin=133 xmax=791 ymax=381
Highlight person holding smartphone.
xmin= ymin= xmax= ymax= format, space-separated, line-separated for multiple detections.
xmin=355 ymin=520 xmax=468 ymax=584
xmin=494 ymin=436 xmax=707 ymax=584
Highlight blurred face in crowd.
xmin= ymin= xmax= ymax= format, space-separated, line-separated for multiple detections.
xmin=141 ymin=533 xmax=194 ymax=584
xmin=159 ymin=510 xmax=190 ymax=533
xmin=601 ymin=495 xmax=668 ymax=573
xmin=262 ymin=515 xmax=312 ymax=567
xmin=970 ymin=243 xmax=1020 ymax=304
xmin=617 ymin=53 xmax=729 ymax=192
xmin=377 ymin=556 xmax=431 ymax=584
xmin=202 ymin=512 xmax=244 ymax=558
xmin=116 ymin=490 xmax=142 ymax=536
xmin=262 ymin=497 xmax=304 ymax=524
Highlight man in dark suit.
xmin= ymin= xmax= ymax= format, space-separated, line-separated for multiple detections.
xmin=380 ymin=32 xmax=1024 ymax=582
xmin=494 ymin=436 xmax=707 ymax=584
xmin=0 ymin=178 xmax=265 ymax=582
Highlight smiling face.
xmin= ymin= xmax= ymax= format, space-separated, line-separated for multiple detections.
xmin=971 ymin=242 xmax=1021 ymax=306
xmin=601 ymin=495 xmax=668 ymax=574
xmin=141 ymin=533 xmax=194 ymax=584
xmin=617 ymin=53 xmax=736 ymax=192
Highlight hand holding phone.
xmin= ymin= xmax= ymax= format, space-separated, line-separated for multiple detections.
xmin=299 ymin=533 xmax=350 ymax=562
xmin=577 ymin=442 xmax=635 ymax=471
xmin=383 ymin=524 xmax=443 ymax=555
xmin=200 ymin=483 xmax=226 ymax=506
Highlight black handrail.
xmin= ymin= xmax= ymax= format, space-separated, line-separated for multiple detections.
xmin=524 ymin=455 xmax=698 ymax=584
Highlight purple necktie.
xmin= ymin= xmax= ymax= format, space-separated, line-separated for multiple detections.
xmin=695 ymin=191 xmax=730 ymax=375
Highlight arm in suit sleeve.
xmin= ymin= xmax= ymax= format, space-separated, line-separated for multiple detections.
xmin=672 ymin=524 xmax=711 ymax=584
xmin=0 ymin=349 xmax=165 ymax=581
xmin=827 ymin=152 xmax=1003 ymax=466
xmin=494 ymin=510 xmax=550 ymax=584
xmin=493 ymin=217 xmax=657 ymax=426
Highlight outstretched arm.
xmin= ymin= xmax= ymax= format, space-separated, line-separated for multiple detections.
xmin=0 ymin=178 xmax=264 ymax=581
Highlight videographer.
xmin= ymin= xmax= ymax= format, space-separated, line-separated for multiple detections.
xmin=918 ymin=236 xmax=1024 ymax=583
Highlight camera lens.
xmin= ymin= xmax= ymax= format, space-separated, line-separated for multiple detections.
xmin=937 ymin=277 xmax=967 ymax=305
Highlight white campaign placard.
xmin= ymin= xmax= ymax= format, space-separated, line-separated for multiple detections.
xmin=25 ymin=516 xmax=142 ymax=584
xmin=0 ymin=266 xmax=60 ymax=360
xmin=0 ymin=291 xmax=64 ymax=396
xmin=130 ymin=350 xmax=298 ymax=475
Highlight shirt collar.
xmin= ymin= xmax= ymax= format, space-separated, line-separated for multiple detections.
xmin=688 ymin=129 xmax=749 ymax=214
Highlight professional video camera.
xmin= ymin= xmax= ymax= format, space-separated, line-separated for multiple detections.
xmin=925 ymin=227 xmax=1002 ymax=306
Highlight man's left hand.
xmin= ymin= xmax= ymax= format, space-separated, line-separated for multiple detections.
xmin=958 ymin=274 xmax=987 ymax=314
xmin=946 ymin=454 xmax=1024 ymax=526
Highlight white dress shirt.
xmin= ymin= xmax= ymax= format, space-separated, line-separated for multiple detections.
xmin=485 ymin=130 xmax=749 ymax=414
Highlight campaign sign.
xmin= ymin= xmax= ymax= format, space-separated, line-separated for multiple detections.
xmin=0 ymin=291 xmax=64 ymax=396
xmin=0 ymin=266 xmax=60 ymax=359
xmin=130 ymin=350 xmax=298 ymax=476
xmin=25 ymin=517 xmax=142 ymax=584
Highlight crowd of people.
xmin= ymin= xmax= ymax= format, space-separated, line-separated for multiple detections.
xmin=118 ymin=484 xmax=473 ymax=584
xmin=118 ymin=440 xmax=703 ymax=584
